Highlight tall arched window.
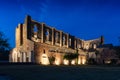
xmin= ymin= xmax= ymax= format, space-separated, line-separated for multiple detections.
xmin=34 ymin=25 xmax=38 ymax=32
xmin=63 ymin=35 xmax=65 ymax=45
xmin=69 ymin=38 xmax=71 ymax=46
xmin=55 ymin=32 xmax=59 ymax=43
xmin=45 ymin=29 xmax=49 ymax=41
xmin=32 ymin=25 xmax=38 ymax=39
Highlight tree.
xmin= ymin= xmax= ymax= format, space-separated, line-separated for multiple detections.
xmin=64 ymin=53 xmax=78 ymax=65
xmin=48 ymin=56 xmax=55 ymax=65
xmin=0 ymin=31 xmax=10 ymax=60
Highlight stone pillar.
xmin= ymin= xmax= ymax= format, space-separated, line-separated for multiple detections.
xmin=23 ymin=52 xmax=26 ymax=62
xmin=12 ymin=49 xmax=17 ymax=62
xmin=29 ymin=52 xmax=31 ymax=62
xmin=66 ymin=33 xmax=69 ymax=48
xmin=52 ymin=28 xmax=55 ymax=45
xmin=41 ymin=23 xmax=45 ymax=43
xmin=60 ymin=31 xmax=63 ymax=47
xmin=19 ymin=52 xmax=22 ymax=62
xmin=25 ymin=15 xmax=32 ymax=40
xmin=16 ymin=25 xmax=20 ymax=47
xmin=14 ymin=53 xmax=17 ymax=62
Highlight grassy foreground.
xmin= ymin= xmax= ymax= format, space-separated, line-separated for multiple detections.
xmin=0 ymin=64 xmax=120 ymax=80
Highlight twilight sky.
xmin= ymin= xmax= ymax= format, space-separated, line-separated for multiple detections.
xmin=0 ymin=0 xmax=120 ymax=48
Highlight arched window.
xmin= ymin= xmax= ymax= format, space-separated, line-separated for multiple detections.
xmin=69 ymin=38 xmax=71 ymax=46
xmin=45 ymin=29 xmax=49 ymax=41
xmin=63 ymin=35 xmax=65 ymax=45
xmin=45 ymin=30 xmax=49 ymax=35
xmin=34 ymin=25 xmax=38 ymax=32
xmin=32 ymin=25 xmax=38 ymax=39
xmin=55 ymin=32 xmax=59 ymax=43
xmin=78 ymin=44 xmax=81 ymax=49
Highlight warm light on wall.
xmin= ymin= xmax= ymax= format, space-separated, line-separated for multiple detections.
xmin=63 ymin=59 xmax=69 ymax=65
xmin=78 ymin=59 xmax=81 ymax=65
xmin=55 ymin=59 xmax=60 ymax=65
xmin=71 ymin=60 xmax=75 ymax=65
xmin=78 ymin=56 xmax=86 ymax=65
xmin=82 ymin=57 xmax=86 ymax=64
xmin=41 ymin=54 xmax=50 ymax=65
xmin=104 ymin=60 xmax=111 ymax=64
xmin=12 ymin=49 xmax=18 ymax=62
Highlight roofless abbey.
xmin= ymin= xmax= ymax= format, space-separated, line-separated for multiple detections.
xmin=9 ymin=15 xmax=104 ymax=65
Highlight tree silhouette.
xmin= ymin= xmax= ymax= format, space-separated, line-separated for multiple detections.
xmin=0 ymin=31 xmax=10 ymax=60
xmin=64 ymin=53 xmax=78 ymax=65
xmin=48 ymin=56 xmax=55 ymax=65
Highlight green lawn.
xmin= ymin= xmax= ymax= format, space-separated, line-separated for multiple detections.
xmin=0 ymin=65 xmax=120 ymax=80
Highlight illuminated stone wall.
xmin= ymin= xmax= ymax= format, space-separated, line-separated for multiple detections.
xmin=9 ymin=15 xmax=104 ymax=65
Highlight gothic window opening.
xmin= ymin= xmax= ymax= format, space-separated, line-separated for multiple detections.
xmin=45 ymin=29 xmax=49 ymax=41
xmin=34 ymin=25 xmax=38 ymax=32
xmin=77 ymin=41 xmax=81 ymax=49
xmin=33 ymin=25 xmax=38 ymax=39
xmin=69 ymin=38 xmax=71 ymax=46
xmin=63 ymin=35 xmax=66 ymax=45
xmin=55 ymin=32 xmax=60 ymax=43
xmin=78 ymin=44 xmax=81 ymax=49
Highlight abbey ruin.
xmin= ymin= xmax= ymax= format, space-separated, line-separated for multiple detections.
xmin=9 ymin=15 xmax=104 ymax=65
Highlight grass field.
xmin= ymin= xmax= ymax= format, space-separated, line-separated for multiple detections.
xmin=0 ymin=64 xmax=120 ymax=80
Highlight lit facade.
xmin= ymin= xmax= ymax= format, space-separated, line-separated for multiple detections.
xmin=9 ymin=15 xmax=104 ymax=65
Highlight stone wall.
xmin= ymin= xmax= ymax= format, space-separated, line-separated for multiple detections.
xmin=10 ymin=15 xmax=104 ymax=65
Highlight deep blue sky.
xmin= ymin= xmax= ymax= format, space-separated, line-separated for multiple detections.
xmin=0 ymin=0 xmax=120 ymax=48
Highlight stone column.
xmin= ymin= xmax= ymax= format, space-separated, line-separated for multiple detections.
xmin=29 ymin=52 xmax=31 ymax=62
xmin=66 ymin=33 xmax=69 ymax=48
xmin=52 ymin=28 xmax=55 ymax=45
xmin=13 ymin=49 xmax=17 ymax=62
xmin=25 ymin=15 xmax=32 ymax=40
xmin=19 ymin=52 xmax=22 ymax=62
xmin=60 ymin=31 xmax=63 ymax=47
xmin=23 ymin=52 xmax=26 ymax=62
xmin=41 ymin=23 xmax=44 ymax=43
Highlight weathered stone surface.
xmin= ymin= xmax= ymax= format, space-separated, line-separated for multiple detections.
xmin=9 ymin=15 xmax=103 ymax=65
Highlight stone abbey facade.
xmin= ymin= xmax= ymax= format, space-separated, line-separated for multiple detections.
xmin=9 ymin=15 xmax=104 ymax=65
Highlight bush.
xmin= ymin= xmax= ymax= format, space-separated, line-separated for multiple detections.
xmin=64 ymin=53 xmax=78 ymax=65
xmin=48 ymin=56 xmax=55 ymax=65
